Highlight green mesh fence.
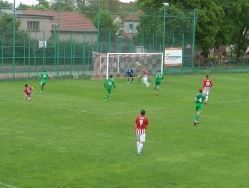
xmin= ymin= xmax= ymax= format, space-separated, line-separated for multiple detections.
xmin=0 ymin=2 xmax=199 ymax=79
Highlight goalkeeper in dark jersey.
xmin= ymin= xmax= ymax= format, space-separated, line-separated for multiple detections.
xmin=126 ymin=67 xmax=134 ymax=84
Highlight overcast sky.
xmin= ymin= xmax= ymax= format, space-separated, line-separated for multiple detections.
xmin=6 ymin=0 xmax=38 ymax=6
xmin=5 ymin=0 xmax=135 ymax=7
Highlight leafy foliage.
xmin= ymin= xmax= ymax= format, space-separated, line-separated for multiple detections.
xmin=137 ymin=0 xmax=249 ymax=59
xmin=136 ymin=5 xmax=193 ymax=50
xmin=0 ymin=13 xmax=29 ymax=64
xmin=94 ymin=10 xmax=118 ymax=42
xmin=219 ymin=0 xmax=249 ymax=59
xmin=0 ymin=0 xmax=12 ymax=8
xmin=0 ymin=14 xmax=25 ymax=43
xmin=50 ymin=0 xmax=76 ymax=11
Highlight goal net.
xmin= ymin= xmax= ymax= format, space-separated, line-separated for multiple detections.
xmin=92 ymin=52 xmax=164 ymax=79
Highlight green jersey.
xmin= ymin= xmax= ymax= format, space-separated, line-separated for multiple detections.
xmin=195 ymin=93 xmax=205 ymax=111
xmin=41 ymin=72 xmax=49 ymax=82
xmin=195 ymin=93 xmax=205 ymax=105
xmin=104 ymin=78 xmax=115 ymax=90
xmin=155 ymin=72 xmax=163 ymax=84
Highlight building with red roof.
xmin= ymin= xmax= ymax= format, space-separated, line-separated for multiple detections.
xmin=123 ymin=10 xmax=142 ymax=38
xmin=15 ymin=10 xmax=97 ymax=43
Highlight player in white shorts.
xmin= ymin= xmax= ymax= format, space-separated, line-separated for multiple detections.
xmin=141 ymin=66 xmax=150 ymax=87
xmin=202 ymin=75 xmax=213 ymax=104
xmin=134 ymin=110 xmax=149 ymax=155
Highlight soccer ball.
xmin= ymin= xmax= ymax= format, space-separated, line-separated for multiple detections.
xmin=136 ymin=61 xmax=141 ymax=66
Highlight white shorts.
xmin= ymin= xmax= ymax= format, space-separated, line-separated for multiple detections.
xmin=143 ymin=76 xmax=148 ymax=82
xmin=203 ymin=87 xmax=210 ymax=96
xmin=136 ymin=133 xmax=146 ymax=142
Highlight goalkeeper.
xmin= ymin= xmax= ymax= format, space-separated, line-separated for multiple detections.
xmin=126 ymin=67 xmax=134 ymax=84
xmin=104 ymin=74 xmax=115 ymax=102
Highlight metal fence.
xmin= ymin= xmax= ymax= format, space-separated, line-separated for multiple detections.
xmin=0 ymin=3 xmax=198 ymax=79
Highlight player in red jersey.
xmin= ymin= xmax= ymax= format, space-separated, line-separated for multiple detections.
xmin=24 ymin=84 xmax=33 ymax=100
xmin=141 ymin=66 xmax=150 ymax=87
xmin=134 ymin=109 xmax=149 ymax=155
xmin=202 ymin=75 xmax=213 ymax=104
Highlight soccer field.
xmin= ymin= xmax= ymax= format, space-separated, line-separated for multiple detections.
xmin=0 ymin=73 xmax=249 ymax=188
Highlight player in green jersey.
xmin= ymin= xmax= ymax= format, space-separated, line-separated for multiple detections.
xmin=40 ymin=70 xmax=53 ymax=93
xmin=104 ymin=74 xmax=115 ymax=102
xmin=154 ymin=70 xmax=163 ymax=95
xmin=194 ymin=88 xmax=206 ymax=126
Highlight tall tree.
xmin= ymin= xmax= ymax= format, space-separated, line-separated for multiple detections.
xmin=0 ymin=0 xmax=12 ymax=8
xmin=51 ymin=0 xmax=75 ymax=11
xmin=219 ymin=0 xmax=249 ymax=60
xmin=35 ymin=0 xmax=50 ymax=10
xmin=137 ymin=0 xmax=164 ymax=9
xmin=0 ymin=13 xmax=29 ymax=60
xmin=136 ymin=4 xmax=192 ymax=50
xmin=17 ymin=0 xmax=50 ymax=10
xmin=170 ymin=0 xmax=224 ymax=57
xmin=17 ymin=3 xmax=32 ymax=10
xmin=0 ymin=14 xmax=19 ymax=42
xmin=137 ymin=0 xmax=225 ymax=57
xmin=77 ymin=0 xmax=127 ymax=19
xmin=76 ymin=0 xmax=88 ymax=11
xmin=94 ymin=10 xmax=118 ymax=42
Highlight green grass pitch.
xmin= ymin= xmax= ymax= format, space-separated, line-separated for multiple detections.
xmin=0 ymin=73 xmax=249 ymax=188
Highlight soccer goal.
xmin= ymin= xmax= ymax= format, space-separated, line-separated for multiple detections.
xmin=92 ymin=52 xmax=164 ymax=79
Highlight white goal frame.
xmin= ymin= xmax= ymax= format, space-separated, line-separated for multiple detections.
xmin=106 ymin=52 xmax=164 ymax=79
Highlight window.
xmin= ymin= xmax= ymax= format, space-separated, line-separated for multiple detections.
xmin=27 ymin=21 xmax=40 ymax=32
xmin=129 ymin=23 xmax=133 ymax=31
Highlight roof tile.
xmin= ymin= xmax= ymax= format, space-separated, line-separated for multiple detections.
xmin=22 ymin=10 xmax=97 ymax=32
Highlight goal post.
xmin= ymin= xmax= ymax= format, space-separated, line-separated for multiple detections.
xmin=92 ymin=52 xmax=164 ymax=79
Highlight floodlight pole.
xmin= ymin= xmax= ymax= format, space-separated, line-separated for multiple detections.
xmin=12 ymin=0 xmax=16 ymax=78
xmin=130 ymin=1 xmax=135 ymax=52
xmin=162 ymin=2 xmax=169 ymax=73
xmin=192 ymin=9 xmax=197 ymax=69
xmin=97 ymin=0 xmax=100 ymax=52
xmin=56 ymin=0 xmax=61 ymax=76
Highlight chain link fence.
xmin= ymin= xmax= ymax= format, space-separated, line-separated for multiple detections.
xmin=2 ymin=2 xmax=245 ymax=80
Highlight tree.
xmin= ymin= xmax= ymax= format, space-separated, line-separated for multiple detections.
xmin=137 ymin=0 xmax=164 ymax=9
xmin=137 ymin=0 xmax=195 ymax=52
xmin=0 ymin=13 xmax=29 ymax=63
xmin=0 ymin=14 xmax=19 ymax=42
xmin=17 ymin=3 xmax=32 ymax=10
xmin=137 ymin=6 xmax=190 ymax=48
xmin=17 ymin=0 xmax=50 ymax=10
xmin=50 ymin=0 xmax=75 ymax=11
xmin=170 ymin=0 xmax=224 ymax=57
xmin=105 ymin=0 xmax=121 ymax=14
xmin=220 ymin=0 xmax=249 ymax=60
xmin=76 ymin=0 xmax=88 ymax=12
xmin=34 ymin=0 xmax=51 ymax=10
xmin=94 ymin=10 xmax=118 ymax=42
xmin=137 ymin=0 xmax=225 ymax=58
xmin=77 ymin=0 xmax=129 ymax=19
xmin=0 ymin=0 xmax=12 ymax=8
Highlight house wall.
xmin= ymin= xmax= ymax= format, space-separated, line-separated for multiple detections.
xmin=17 ymin=15 xmax=97 ymax=43
xmin=123 ymin=21 xmax=139 ymax=34
xmin=18 ymin=16 xmax=52 ymax=41
xmin=59 ymin=32 xmax=97 ymax=43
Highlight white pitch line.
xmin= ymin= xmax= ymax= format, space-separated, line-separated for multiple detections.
xmin=0 ymin=182 xmax=18 ymax=188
